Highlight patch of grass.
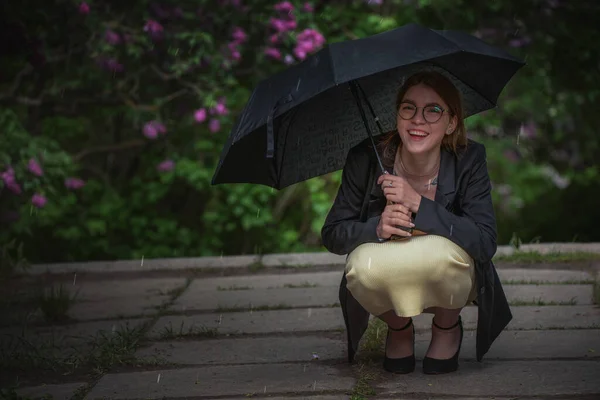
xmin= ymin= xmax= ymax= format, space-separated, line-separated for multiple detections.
xmin=502 ymin=279 xmax=595 ymax=285
xmin=159 ymin=321 xmax=219 ymax=339
xmin=509 ymin=297 xmax=578 ymax=306
xmin=216 ymin=303 xmax=291 ymax=313
xmin=217 ymin=285 xmax=253 ymax=291
xmin=494 ymin=251 xmax=600 ymax=264
xmin=0 ymin=322 xmax=151 ymax=382
xmin=0 ymin=387 xmax=49 ymax=400
xmin=83 ymin=323 xmax=147 ymax=374
xmin=283 ymin=282 xmax=318 ymax=288
xmin=155 ymin=279 xmax=192 ymax=314
xmin=349 ymin=318 xmax=386 ymax=399
xmin=37 ymin=284 xmax=78 ymax=324
xmin=248 ymin=261 xmax=265 ymax=272
xmin=274 ymin=263 xmax=313 ymax=269
xmin=0 ymin=239 xmax=29 ymax=281
xmin=71 ymin=383 xmax=95 ymax=400
xmin=350 ymin=361 xmax=378 ymax=400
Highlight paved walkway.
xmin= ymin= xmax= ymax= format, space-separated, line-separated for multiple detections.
xmin=1 ymin=246 xmax=600 ymax=399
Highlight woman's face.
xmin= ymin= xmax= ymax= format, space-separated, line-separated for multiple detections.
xmin=396 ymin=83 xmax=457 ymax=156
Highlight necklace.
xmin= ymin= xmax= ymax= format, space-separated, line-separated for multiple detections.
xmin=394 ymin=153 xmax=440 ymax=190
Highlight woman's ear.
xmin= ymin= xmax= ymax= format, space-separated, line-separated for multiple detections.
xmin=446 ymin=115 xmax=458 ymax=135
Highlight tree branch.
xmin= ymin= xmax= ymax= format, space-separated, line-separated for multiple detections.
xmin=0 ymin=65 xmax=33 ymax=101
xmin=74 ymin=139 xmax=146 ymax=161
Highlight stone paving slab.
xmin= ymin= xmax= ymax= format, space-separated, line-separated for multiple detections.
xmin=69 ymin=298 xmax=163 ymax=321
xmin=23 ymin=242 xmax=600 ymax=276
xmin=188 ymin=269 xmax=594 ymax=293
xmin=149 ymin=306 xmax=600 ymax=338
xmin=262 ymin=252 xmax=347 ymax=267
xmin=72 ymin=277 xmax=186 ymax=300
xmin=1 ymin=318 xmax=150 ymax=350
xmin=136 ymin=336 xmax=346 ymax=364
xmin=171 ymin=286 xmax=340 ymax=312
xmin=84 ymin=363 xmax=354 ymax=399
xmin=378 ymin=360 xmax=600 ymax=397
xmin=261 ymin=243 xmax=600 ymax=267
xmin=189 ymin=271 xmax=343 ymax=291
xmin=148 ymin=308 xmax=345 ymax=338
xmin=43 ymin=278 xmax=185 ymax=321
xmin=28 ymin=255 xmax=261 ymax=275
xmin=497 ymin=268 xmax=595 ymax=283
xmin=136 ymin=329 xmax=600 ymax=365
xmin=169 ymin=284 xmax=593 ymax=313
xmin=14 ymin=382 xmax=87 ymax=399
xmin=502 ymin=284 xmax=593 ymax=304
xmin=217 ymin=397 xmax=348 ymax=400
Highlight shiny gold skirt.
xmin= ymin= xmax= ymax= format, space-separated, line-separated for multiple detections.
xmin=345 ymin=235 xmax=477 ymax=317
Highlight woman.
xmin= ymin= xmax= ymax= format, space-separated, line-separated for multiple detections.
xmin=321 ymin=71 xmax=512 ymax=374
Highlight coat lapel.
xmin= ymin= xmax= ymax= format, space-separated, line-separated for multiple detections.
xmin=434 ymin=147 xmax=457 ymax=211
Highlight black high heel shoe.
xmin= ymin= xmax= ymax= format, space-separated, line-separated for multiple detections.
xmin=422 ymin=316 xmax=463 ymax=374
xmin=383 ymin=318 xmax=415 ymax=374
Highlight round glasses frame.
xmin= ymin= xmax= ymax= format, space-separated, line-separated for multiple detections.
xmin=397 ymin=102 xmax=447 ymax=123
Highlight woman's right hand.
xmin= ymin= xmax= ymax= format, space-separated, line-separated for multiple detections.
xmin=376 ymin=202 xmax=415 ymax=240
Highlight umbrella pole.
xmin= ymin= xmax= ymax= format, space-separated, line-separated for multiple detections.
xmin=349 ymin=80 xmax=387 ymax=175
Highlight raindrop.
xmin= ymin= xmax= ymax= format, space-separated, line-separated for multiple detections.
xmin=313 ymin=381 xmax=317 ymax=391
xmin=157 ymin=373 xmax=161 ymax=383
xmin=303 ymin=365 xmax=307 ymax=372
xmin=368 ymin=257 xmax=372 ymax=270
xmin=141 ymin=256 xmax=144 ymax=267
xmin=514 ymin=28 xmax=519 ymax=36
xmin=296 ymin=79 xmax=301 ymax=91
xmin=218 ymin=314 xmax=222 ymax=325
xmin=73 ymin=273 xmax=77 ymax=286
xmin=175 ymin=48 xmax=179 ymax=56
xmin=450 ymin=225 xmax=453 ymax=236
xmin=263 ymin=386 xmax=267 ymax=393
xmin=450 ymin=294 xmax=454 ymax=305
xmin=111 ymin=324 xmax=116 ymax=333
xmin=257 ymin=208 xmax=261 ymax=218
xmin=307 ymin=308 xmax=312 ymax=318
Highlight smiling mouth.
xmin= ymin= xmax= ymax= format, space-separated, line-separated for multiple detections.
xmin=408 ymin=129 xmax=428 ymax=138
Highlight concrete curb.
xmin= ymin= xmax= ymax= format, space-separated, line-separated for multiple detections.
xmin=22 ymin=242 xmax=600 ymax=275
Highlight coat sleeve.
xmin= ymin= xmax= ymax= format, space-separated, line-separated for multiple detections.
xmin=413 ymin=146 xmax=497 ymax=263
xmin=321 ymin=146 xmax=381 ymax=255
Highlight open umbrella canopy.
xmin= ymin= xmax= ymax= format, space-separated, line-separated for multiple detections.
xmin=211 ymin=23 xmax=525 ymax=189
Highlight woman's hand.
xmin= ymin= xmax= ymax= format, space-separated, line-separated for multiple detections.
xmin=377 ymin=173 xmax=422 ymax=213
xmin=376 ymin=202 xmax=415 ymax=240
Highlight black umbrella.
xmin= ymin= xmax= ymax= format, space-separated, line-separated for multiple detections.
xmin=211 ymin=23 xmax=525 ymax=189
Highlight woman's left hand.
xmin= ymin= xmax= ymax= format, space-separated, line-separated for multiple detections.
xmin=377 ymin=173 xmax=422 ymax=213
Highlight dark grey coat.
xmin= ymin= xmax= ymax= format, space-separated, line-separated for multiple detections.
xmin=321 ymin=136 xmax=512 ymax=362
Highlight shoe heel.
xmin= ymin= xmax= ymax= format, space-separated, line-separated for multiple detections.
xmin=422 ymin=316 xmax=463 ymax=375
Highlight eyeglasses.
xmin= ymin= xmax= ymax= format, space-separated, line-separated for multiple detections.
xmin=398 ymin=102 xmax=447 ymax=123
